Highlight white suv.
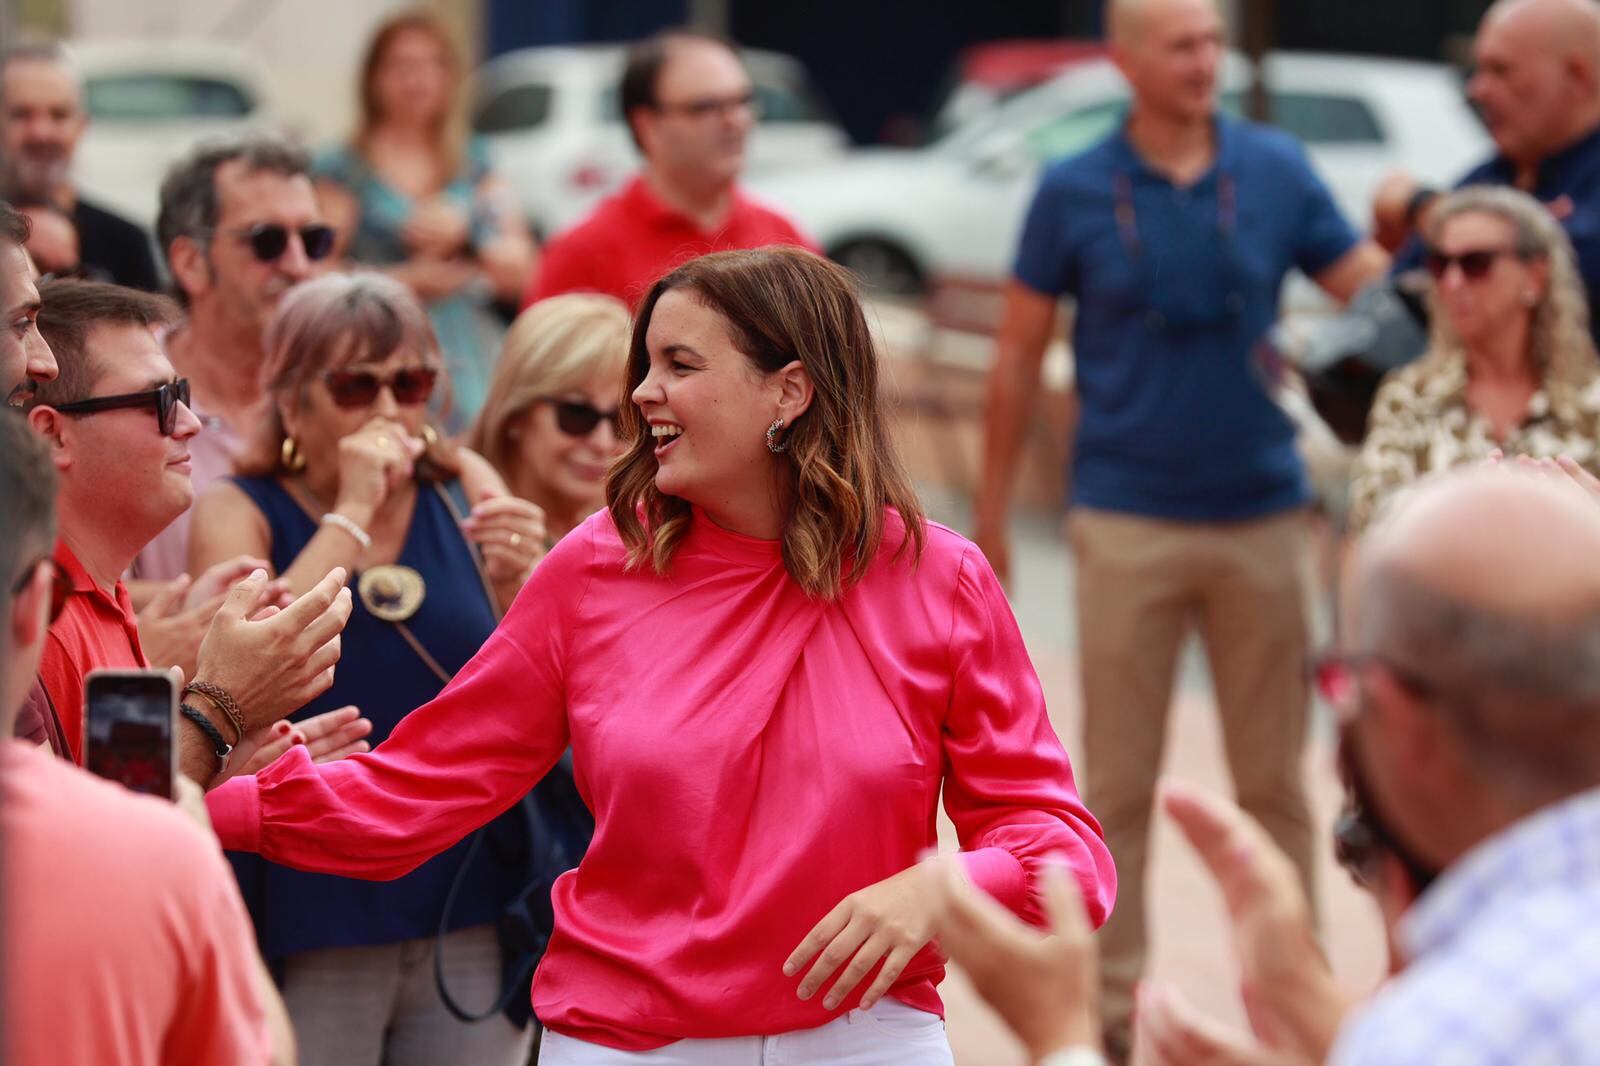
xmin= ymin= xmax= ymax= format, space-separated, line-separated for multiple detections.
xmin=473 ymin=45 xmax=849 ymax=239
xmin=749 ymin=52 xmax=1490 ymax=299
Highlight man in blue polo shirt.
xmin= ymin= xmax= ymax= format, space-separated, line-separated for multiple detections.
xmin=1376 ymin=0 xmax=1600 ymax=341
xmin=974 ymin=0 xmax=1387 ymax=1058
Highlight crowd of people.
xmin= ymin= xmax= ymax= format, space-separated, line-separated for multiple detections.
xmin=4 ymin=0 xmax=1600 ymax=1063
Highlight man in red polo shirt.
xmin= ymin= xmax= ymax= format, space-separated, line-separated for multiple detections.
xmin=521 ymin=29 xmax=814 ymax=308
xmin=24 ymin=278 xmax=353 ymax=779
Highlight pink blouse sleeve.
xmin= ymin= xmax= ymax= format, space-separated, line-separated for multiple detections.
xmin=206 ymin=523 xmax=593 ymax=880
xmin=942 ymin=546 xmax=1117 ymax=928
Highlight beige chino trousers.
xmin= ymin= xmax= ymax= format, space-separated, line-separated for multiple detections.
xmin=1067 ymin=507 xmax=1318 ymax=1057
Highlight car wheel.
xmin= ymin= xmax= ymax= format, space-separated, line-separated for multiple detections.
xmin=830 ymin=240 xmax=926 ymax=297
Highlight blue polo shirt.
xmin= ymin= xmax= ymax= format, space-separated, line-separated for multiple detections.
xmin=1014 ymin=114 xmax=1359 ymax=521
xmin=1395 ymin=123 xmax=1600 ymax=345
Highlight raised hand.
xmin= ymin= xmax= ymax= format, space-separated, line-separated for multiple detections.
xmin=335 ymin=417 xmax=427 ymax=525
xmin=230 ymin=705 xmax=374 ymax=780
xmin=928 ymin=856 xmax=1100 ymax=1061
xmin=460 ymin=490 xmax=547 ymax=598
xmin=192 ymin=568 xmax=353 ymax=736
xmin=1161 ymin=781 xmax=1350 ymax=1063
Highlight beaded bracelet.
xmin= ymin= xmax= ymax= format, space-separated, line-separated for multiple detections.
xmin=321 ymin=511 xmax=373 ymax=551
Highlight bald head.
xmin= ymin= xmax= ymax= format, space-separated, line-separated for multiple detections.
xmin=1472 ymin=0 xmax=1600 ymax=163
xmin=1106 ymin=0 xmax=1220 ymax=46
xmin=1349 ymin=466 xmax=1600 ymax=793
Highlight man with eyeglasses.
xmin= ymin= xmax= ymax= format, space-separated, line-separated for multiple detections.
xmin=0 ymin=199 xmax=56 ymax=407
xmin=22 ymin=278 xmax=355 ymax=784
xmin=934 ymin=463 xmax=1600 ymax=1066
xmin=520 ymin=28 xmax=813 ymax=308
xmin=122 ymin=134 xmax=334 ymax=599
xmin=0 ymin=44 xmax=163 ymax=292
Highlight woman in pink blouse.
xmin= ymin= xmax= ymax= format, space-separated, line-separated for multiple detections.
xmin=207 ymin=246 xmax=1115 ymax=1063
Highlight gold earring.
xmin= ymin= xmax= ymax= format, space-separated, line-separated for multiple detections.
xmin=281 ymin=436 xmax=307 ymax=472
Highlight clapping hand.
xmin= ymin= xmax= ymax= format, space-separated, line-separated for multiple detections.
xmin=226 ymin=705 xmax=375 ymax=782
xmin=927 ymin=855 xmax=1101 ymax=1061
xmin=460 ymin=489 xmax=547 ymax=600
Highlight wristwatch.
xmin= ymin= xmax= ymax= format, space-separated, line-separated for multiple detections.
xmin=1039 ymin=1049 xmax=1109 ymax=1066
xmin=180 ymin=702 xmax=233 ymax=779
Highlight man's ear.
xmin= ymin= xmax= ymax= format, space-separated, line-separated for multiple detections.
xmin=25 ymin=406 xmax=71 ymax=472
xmin=166 ymin=235 xmax=212 ymax=302
xmin=774 ymin=359 xmax=814 ymax=424
xmin=628 ymin=108 xmax=657 ymax=158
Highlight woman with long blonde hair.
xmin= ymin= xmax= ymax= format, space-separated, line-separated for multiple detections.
xmin=206 ymin=248 xmax=1114 ymax=1064
xmin=1349 ymin=185 xmax=1600 ymax=532
xmin=315 ymin=10 xmax=536 ymax=431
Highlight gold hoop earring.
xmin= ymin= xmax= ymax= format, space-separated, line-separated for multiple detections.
xmin=281 ymin=436 xmax=307 ymax=472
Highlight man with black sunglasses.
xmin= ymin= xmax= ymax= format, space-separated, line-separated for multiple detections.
xmin=23 ymin=278 xmax=357 ymax=787
xmin=128 ymin=134 xmax=332 ymax=589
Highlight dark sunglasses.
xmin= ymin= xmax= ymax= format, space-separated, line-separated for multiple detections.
xmin=228 ymin=223 xmax=336 ymax=264
xmin=535 ymin=398 xmax=622 ymax=438
xmin=52 ymin=379 xmax=192 ymax=436
xmin=324 ymin=366 xmax=439 ymax=409
xmin=1424 ymin=246 xmax=1519 ymax=282
xmin=10 ymin=555 xmax=71 ymax=625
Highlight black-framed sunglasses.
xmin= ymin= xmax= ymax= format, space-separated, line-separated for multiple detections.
xmin=227 ymin=223 xmax=337 ymax=264
xmin=324 ymin=366 xmax=439 ymax=410
xmin=1423 ymin=246 xmax=1520 ymax=282
xmin=10 ymin=555 xmax=71 ymax=625
xmin=535 ymin=398 xmax=622 ymax=438
xmin=52 ymin=379 xmax=192 ymax=436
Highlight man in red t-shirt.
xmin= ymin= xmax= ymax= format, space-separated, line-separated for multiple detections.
xmin=522 ymin=29 xmax=815 ymax=309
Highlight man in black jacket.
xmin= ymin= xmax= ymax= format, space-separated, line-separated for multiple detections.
xmin=1 ymin=44 xmax=161 ymax=291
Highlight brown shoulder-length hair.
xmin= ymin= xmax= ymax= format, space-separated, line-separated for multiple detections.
xmin=355 ymin=10 xmax=467 ymax=185
xmin=608 ymin=247 xmax=925 ymax=599
xmin=238 ymin=271 xmax=458 ymax=480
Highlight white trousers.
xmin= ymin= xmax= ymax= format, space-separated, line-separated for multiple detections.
xmin=539 ymin=999 xmax=955 ymax=1065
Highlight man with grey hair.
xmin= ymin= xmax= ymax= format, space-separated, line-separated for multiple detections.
xmin=0 ymin=43 xmax=161 ymax=290
xmin=131 ymin=133 xmax=332 ymax=588
xmin=937 ymin=463 xmax=1600 ymax=1065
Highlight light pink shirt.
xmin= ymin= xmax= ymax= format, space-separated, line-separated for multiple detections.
xmin=2 ymin=741 xmax=270 ymax=1065
xmin=208 ymin=508 xmax=1115 ymax=1050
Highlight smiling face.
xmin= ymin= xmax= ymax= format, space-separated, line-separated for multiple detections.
xmin=49 ymin=324 xmax=200 ymax=541
xmin=1 ymin=242 xmax=53 ymax=407
xmin=631 ymin=289 xmax=790 ymax=520
xmin=512 ymin=374 xmax=626 ymax=521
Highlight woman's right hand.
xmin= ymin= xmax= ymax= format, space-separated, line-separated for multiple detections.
xmin=334 ymin=416 xmax=427 ymax=523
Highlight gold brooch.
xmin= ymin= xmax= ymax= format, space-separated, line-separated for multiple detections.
xmin=357 ymin=565 xmax=427 ymax=622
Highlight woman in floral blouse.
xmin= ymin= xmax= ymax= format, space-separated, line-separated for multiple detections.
xmin=1349 ymin=185 xmax=1600 ymax=533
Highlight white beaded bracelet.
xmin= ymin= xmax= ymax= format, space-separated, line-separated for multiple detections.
xmin=321 ymin=511 xmax=373 ymax=551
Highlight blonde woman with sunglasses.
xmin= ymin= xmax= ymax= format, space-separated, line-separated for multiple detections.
xmin=468 ymin=294 xmax=632 ymax=545
xmin=1348 ymin=185 xmax=1600 ymax=533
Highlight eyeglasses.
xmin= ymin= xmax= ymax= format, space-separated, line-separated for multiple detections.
xmin=323 ymin=366 xmax=439 ymax=409
xmin=10 ymin=555 xmax=71 ymax=625
xmin=535 ymin=398 xmax=622 ymax=438
xmin=226 ymin=223 xmax=337 ymax=264
xmin=654 ymin=90 xmax=759 ymax=121
xmin=52 ymin=379 xmax=192 ymax=436
xmin=1424 ymin=246 xmax=1520 ymax=282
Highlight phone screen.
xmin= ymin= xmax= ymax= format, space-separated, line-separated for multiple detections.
xmin=84 ymin=670 xmax=176 ymax=800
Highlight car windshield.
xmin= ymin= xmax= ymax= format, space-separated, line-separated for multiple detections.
xmin=84 ymin=74 xmax=254 ymax=121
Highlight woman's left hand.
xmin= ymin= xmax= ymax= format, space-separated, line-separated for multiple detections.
xmin=462 ymin=493 xmax=548 ymax=587
xmin=783 ymin=856 xmax=954 ymax=1012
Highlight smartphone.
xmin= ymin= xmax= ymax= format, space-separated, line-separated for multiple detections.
xmin=83 ymin=669 xmax=177 ymax=800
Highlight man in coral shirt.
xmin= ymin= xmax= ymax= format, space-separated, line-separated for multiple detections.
xmin=0 ymin=413 xmax=290 ymax=1066
xmin=521 ymin=29 xmax=814 ymax=309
